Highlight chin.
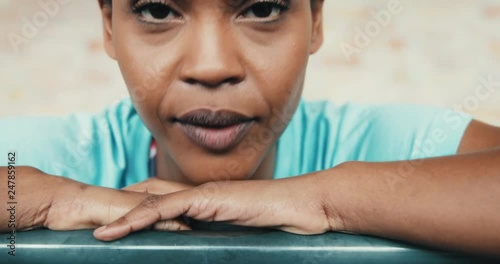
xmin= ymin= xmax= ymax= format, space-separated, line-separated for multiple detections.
xmin=178 ymin=157 xmax=257 ymax=185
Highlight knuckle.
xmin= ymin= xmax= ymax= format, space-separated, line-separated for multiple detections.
xmin=114 ymin=216 xmax=130 ymax=226
xmin=140 ymin=195 xmax=161 ymax=210
xmin=188 ymin=195 xmax=211 ymax=218
xmin=198 ymin=182 xmax=220 ymax=199
xmin=155 ymin=220 xmax=178 ymax=231
xmin=163 ymin=221 xmax=176 ymax=230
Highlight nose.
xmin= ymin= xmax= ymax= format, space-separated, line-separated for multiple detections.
xmin=179 ymin=22 xmax=246 ymax=88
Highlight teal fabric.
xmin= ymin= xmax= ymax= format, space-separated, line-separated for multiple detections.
xmin=0 ymin=98 xmax=472 ymax=188
xmin=274 ymin=100 xmax=472 ymax=179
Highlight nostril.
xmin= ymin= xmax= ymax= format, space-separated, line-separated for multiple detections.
xmin=226 ymin=77 xmax=241 ymax=85
xmin=184 ymin=76 xmax=242 ymax=88
xmin=185 ymin=78 xmax=198 ymax=85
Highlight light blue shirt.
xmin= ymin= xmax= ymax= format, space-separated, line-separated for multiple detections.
xmin=0 ymin=98 xmax=472 ymax=188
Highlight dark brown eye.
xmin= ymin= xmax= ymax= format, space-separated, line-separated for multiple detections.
xmin=133 ymin=2 xmax=181 ymax=23
xmin=147 ymin=4 xmax=172 ymax=19
xmin=251 ymin=3 xmax=275 ymax=18
xmin=240 ymin=1 xmax=289 ymax=21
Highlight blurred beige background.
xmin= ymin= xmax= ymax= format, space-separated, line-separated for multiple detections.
xmin=1 ymin=0 xmax=499 ymax=125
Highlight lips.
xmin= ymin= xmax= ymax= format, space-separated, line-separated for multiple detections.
xmin=172 ymin=109 xmax=257 ymax=152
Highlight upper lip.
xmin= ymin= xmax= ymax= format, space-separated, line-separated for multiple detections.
xmin=172 ymin=109 xmax=257 ymax=128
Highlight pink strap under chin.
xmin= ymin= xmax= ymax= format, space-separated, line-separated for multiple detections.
xmin=148 ymin=138 xmax=157 ymax=177
xmin=149 ymin=138 xmax=157 ymax=159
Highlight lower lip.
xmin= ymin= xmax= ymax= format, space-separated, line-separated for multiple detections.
xmin=177 ymin=122 xmax=253 ymax=152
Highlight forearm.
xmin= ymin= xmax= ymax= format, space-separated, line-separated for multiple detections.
xmin=320 ymin=148 xmax=500 ymax=256
xmin=0 ymin=166 xmax=150 ymax=232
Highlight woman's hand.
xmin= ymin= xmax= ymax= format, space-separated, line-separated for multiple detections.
xmin=122 ymin=177 xmax=193 ymax=195
xmin=0 ymin=166 xmax=115 ymax=232
xmin=93 ymin=173 xmax=335 ymax=241
xmin=0 ymin=166 xmax=185 ymax=232
xmin=44 ymin=177 xmax=151 ymax=230
xmin=47 ymin=176 xmax=195 ymax=230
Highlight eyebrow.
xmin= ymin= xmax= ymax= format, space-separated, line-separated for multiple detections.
xmin=226 ymin=0 xmax=249 ymax=8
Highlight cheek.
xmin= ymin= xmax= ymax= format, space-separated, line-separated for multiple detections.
xmin=113 ymin=17 xmax=181 ymax=108
xmin=251 ymin=35 xmax=310 ymax=116
xmin=118 ymin=53 xmax=162 ymax=131
xmin=113 ymin=34 xmax=175 ymax=134
xmin=117 ymin=45 xmax=163 ymax=99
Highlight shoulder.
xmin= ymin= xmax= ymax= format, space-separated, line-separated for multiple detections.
xmin=356 ymin=103 xmax=473 ymax=158
xmin=314 ymin=101 xmax=472 ymax=158
xmin=0 ymin=98 xmax=151 ymax=188
xmin=456 ymin=119 xmax=500 ymax=154
xmin=275 ymin=100 xmax=472 ymax=178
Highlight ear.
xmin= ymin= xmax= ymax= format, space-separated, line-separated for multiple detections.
xmin=309 ymin=0 xmax=324 ymax=55
xmin=98 ymin=0 xmax=116 ymax=60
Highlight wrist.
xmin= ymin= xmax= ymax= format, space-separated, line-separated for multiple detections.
xmin=314 ymin=161 xmax=366 ymax=233
xmin=1 ymin=166 xmax=52 ymax=231
xmin=19 ymin=168 xmax=57 ymax=231
xmin=43 ymin=176 xmax=87 ymax=229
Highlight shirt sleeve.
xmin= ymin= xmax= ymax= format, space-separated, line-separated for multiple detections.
xmin=358 ymin=104 xmax=473 ymax=162
xmin=274 ymin=100 xmax=474 ymax=179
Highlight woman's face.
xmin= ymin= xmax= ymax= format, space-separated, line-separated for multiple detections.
xmin=99 ymin=0 xmax=323 ymax=184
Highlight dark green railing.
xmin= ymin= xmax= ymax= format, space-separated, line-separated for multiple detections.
xmin=4 ymin=222 xmax=494 ymax=264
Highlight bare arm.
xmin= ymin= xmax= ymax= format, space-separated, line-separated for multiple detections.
xmin=318 ymin=120 xmax=500 ymax=255
xmin=320 ymin=148 xmax=500 ymax=256
xmin=94 ymin=151 xmax=500 ymax=256
xmin=94 ymin=120 xmax=500 ymax=257
xmin=1 ymin=166 xmax=54 ymax=232
xmin=0 ymin=166 xmax=164 ymax=232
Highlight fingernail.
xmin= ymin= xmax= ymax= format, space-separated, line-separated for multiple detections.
xmin=95 ymin=226 xmax=107 ymax=234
